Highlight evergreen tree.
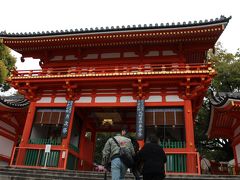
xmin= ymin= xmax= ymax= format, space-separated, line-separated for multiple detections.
xmin=0 ymin=43 xmax=16 ymax=91
xmin=195 ymin=43 xmax=240 ymax=161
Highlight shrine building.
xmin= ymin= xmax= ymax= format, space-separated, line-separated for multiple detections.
xmin=208 ymin=91 xmax=240 ymax=173
xmin=0 ymin=95 xmax=29 ymax=166
xmin=0 ymin=16 xmax=230 ymax=174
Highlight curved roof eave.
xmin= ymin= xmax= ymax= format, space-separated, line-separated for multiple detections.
xmin=206 ymin=105 xmax=215 ymax=138
xmin=209 ymin=91 xmax=240 ymax=107
xmin=0 ymin=96 xmax=29 ymax=109
xmin=0 ymin=15 xmax=231 ymax=39
xmin=207 ymin=97 xmax=240 ymax=139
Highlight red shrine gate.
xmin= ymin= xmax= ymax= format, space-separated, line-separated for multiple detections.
xmin=0 ymin=16 xmax=230 ymax=174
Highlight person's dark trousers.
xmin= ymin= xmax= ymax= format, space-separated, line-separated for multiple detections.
xmin=143 ymin=174 xmax=165 ymax=180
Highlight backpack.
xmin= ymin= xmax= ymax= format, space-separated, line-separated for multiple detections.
xmin=112 ymin=137 xmax=134 ymax=168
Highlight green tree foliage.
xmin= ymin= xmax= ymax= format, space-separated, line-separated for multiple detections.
xmin=195 ymin=43 xmax=240 ymax=161
xmin=195 ymin=99 xmax=233 ymax=161
xmin=0 ymin=43 xmax=16 ymax=91
xmin=209 ymin=43 xmax=240 ymax=92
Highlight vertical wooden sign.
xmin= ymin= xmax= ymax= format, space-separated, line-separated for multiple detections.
xmin=61 ymin=100 xmax=74 ymax=138
xmin=136 ymin=100 xmax=145 ymax=140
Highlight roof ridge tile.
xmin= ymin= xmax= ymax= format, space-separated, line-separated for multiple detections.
xmin=0 ymin=15 xmax=231 ymax=37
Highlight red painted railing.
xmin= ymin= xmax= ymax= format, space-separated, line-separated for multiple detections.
xmin=11 ymin=63 xmax=212 ymax=79
xmin=165 ymin=151 xmax=201 ymax=175
xmin=10 ymin=147 xmax=200 ymax=174
xmin=10 ymin=146 xmax=68 ymax=170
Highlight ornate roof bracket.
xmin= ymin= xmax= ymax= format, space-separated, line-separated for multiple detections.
xmin=63 ymin=81 xmax=78 ymax=101
xmin=180 ymin=76 xmax=212 ymax=100
xmin=132 ymin=79 xmax=149 ymax=100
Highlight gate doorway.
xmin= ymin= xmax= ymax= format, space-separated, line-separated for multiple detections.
xmin=73 ymin=107 xmax=137 ymax=170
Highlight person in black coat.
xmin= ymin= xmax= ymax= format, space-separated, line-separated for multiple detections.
xmin=138 ymin=135 xmax=167 ymax=180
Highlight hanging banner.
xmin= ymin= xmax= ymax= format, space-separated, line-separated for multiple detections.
xmin=136 ymin=99 xmax=145 ymax=140
xmin=61 ymin=100 xmax=74 ymax=138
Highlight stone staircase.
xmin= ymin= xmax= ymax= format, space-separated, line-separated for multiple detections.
xmin=0 ymin=166 xmax=240 ymax=180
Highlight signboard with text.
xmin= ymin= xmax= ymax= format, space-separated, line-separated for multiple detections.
xmin=61 ymin=100 xmax=74 ymax=138
xmin=45 ymin=144 xmax=51 ymax=153
xmin=136 ymin=100 xmax=145 ymax=140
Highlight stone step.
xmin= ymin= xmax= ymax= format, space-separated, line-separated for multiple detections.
xmin=0 ymin=176 xmax=103 ymax=180
xmin=0 ymin=175 xmax=60 ymax=180
xmin=0 ymin=170 xmax=110 ymax=180
xmin=0 ymin=167 xmax=131 ymax=180
xmin=0 ymin=166 xmax=108 ymax=176
xmin=0 ymin=167 xmax=121 ymax=179
xmin=0 ymin=166 xmax=240 ymax=180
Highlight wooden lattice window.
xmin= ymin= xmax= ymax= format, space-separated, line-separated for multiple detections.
xmin=145 ymin=107 xmax=184 ymax=126
xmin=34 ymin=108 xmax=65 ymax=125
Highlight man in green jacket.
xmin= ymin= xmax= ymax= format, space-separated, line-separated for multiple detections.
xmin=102 ymin=128 xmax=135 ymax=180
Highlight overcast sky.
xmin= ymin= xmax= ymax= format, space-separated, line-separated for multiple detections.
xmin=1 ymin=0 xmax=239 ymax=70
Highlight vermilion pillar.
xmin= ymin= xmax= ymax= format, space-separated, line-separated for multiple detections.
xmin=184 ymin=100 xmax=196 ymax=173
xmin=232 ymin=139 xmax=240 ymax=174
xmin=79 ymin=117 xmax=87 ymax=170
xmin=19 ymin=102 xmax=36 ymax=146
xmin=80 ymin=121 xmax=95 ymax=171
xmin=16 ymin=102 xmax=36 ymax=166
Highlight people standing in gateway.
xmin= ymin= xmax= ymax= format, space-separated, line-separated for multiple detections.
xmin=138 ymin=135 xmax=167 ymax=180
xmin=101 ymin=128 xmax=135 ymax=180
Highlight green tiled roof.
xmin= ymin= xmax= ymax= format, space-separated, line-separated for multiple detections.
xmin=0 ymin=95 xmax=29 ymax=108
xmin=0 ymin=15 xmax=231 ymax=38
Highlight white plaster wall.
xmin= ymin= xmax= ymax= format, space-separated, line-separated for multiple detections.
xmin=75 ymin=97 xmax=92 ymax=103
xmin=0 ymin=120 xmax=16 ymax=134
xmin=65 ymin=55 xmax=77 ymax=60
xmin=166 ymin=95 xmax=183 ymax=102
xmin=235 ymin=144 xmax=240 ymax=164
xmin=162 ymin=50 xmax=177 ymax=56
xmin=95 ymin=96 xmax=117 ymax=103
xmin=54 ymin=97 xmax=67 ymax=103
xmin=83 ymin=54 xmax=98 ymax=59
xmin=145 ymin=51 xmax=160 ymax=57
xmin=0 ymin=136 xmax=14 ymax=157
xmin=123 ymin=52 xmax=138 ymax=58
xmin=50 ymin=56 xmax=63 ymax=61
xmin=120 ymin=96 xmax=136 ymax=102
xmin=101 ymin=53 xmax=120 ymax=59
xmin=145 ymin=95 xmax=162 ymax=102
xmin=37 ymin=97 xmax=52 ymax=103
